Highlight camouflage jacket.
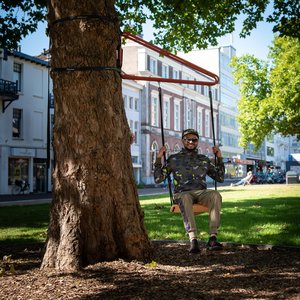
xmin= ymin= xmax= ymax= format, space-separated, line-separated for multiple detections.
xmin=154 ymin=148 xmax=225 ymax=194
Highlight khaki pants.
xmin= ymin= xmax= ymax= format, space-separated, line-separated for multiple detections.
xmin=174 ymin=189 xmax=222 ymax=237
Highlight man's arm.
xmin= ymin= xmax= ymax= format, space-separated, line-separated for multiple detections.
xmin=208 ymin=146 xmax=225 ymax=183
xmin=153 ymin=146 xmax=168 ymax=184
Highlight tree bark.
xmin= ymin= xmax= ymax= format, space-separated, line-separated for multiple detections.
xmin=41 ymin=0 xmax=152 ymax=271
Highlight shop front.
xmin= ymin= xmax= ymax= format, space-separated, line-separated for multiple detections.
xmin=0 ymin=147 xmax=52 ymax=195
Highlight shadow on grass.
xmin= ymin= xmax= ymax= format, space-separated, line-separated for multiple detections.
xmin=0 ymin=204 xmax=50 ymax=229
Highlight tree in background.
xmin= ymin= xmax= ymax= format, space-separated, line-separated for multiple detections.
xmin=231 ymin=36 xmax=300 ymax=150
xmin=268 ymin=36 xmax=300 ymax=138
xmin=0 ymin=0 xmax=299 ymax=271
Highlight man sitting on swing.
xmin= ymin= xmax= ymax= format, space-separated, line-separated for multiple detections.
xmin=154 ymin=129 xmax=225 ymax=253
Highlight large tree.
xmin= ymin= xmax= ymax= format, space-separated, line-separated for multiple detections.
xmin=231 ymin=36 xmax=300 ymax=150
xmin=0 ymin=0 xmax=299 ymax=271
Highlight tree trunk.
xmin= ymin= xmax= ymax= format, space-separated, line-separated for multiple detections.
xmin=41 ymin=0 xmax=152 ymax=271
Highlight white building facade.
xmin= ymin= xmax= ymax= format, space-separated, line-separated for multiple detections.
xmin=0 ymin=49 xmax=144 ymax=195
xmin=122 ymin=79 xmax=143 ymax=184
xmin=0 ymin=49 xmax=53 ymax=195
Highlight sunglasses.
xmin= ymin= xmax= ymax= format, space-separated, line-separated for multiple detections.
xmin=183 ymin=138 xmax=199 ymax=143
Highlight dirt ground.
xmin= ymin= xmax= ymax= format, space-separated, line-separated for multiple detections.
xmin=0 ymin=241 xmax=300 ymax=300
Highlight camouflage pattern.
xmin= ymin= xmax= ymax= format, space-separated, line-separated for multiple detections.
xmin=154 ymin=148 xmax=225 ymax=194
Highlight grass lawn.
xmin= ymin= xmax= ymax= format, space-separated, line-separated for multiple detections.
xmin=140 ymin=184 xmax=300 ymax=246
xmin=0 ymin=184 xmax=299 ymax=247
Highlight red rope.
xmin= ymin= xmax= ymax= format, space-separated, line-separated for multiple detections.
xmin=120 ymin=32 xmax=219 ymax=86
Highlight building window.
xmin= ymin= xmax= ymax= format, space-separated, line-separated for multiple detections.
xmin=197 ymin=108 xmax=202 ymax=136
xmin=50 ymin=114 xmax=54 ymax=143
xmin=204 ymin=86 xmax=208 ymax=96
xmin=151 ymin=141 xmax=159 ymax=170
xmin=134 ymin=121 xmax=138 ymax=144
xmin=123 ymin=95 xmax=128 ymax=108
xmin=174 ymin=101 xmax=180 ymax=131
xmin=134 ymin=98 xmax=139 ymax=111
xmin=162 ymin=64 xmax=168 ymax=78
xmin=214 ymin=88 xmax=218 ymax=101
xmin=149 ymin=57 xmax=157 ymax=74
xmin=205 ymin=112 xmax=210 ymax=137
xmin=129 ymin=119 xmax=133 ymax=131
xmin=13 ymin=62 xmax=22 ymax=92
xmin=163 ymin=98 xmax=170 ymax=129
xmin=201 ymin=85 xmax=204 ymax=95
xmin=267 ymin=146 xmax=274 ymax=157
xmin=151 ymin=96 xmax=159 ymax=126
xmin=129 ymin=97 xmax=133 ymax=109
xmin=186 ymin=99 xmax=192 ymax=129
xmin=8 ymin=158 xmax=29 ymax=185
xmin=12 ymin=108 xmax=22 ymax=138
xmin=131 ymin=156 xmax=138 ymax=163
xmin=173 ymin=69 xmax=179 ymax=79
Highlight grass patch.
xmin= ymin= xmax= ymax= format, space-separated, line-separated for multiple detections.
xmin=140 ymin=184 xmax=300 ymax=246
xmin=0 ymin=184 xmax=299 ymax=247
xmin=0 ymin=204 xmax=49 ymax=244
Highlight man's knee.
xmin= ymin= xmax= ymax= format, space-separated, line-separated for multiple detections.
xmin=211 ymin=190 xmax=222 ymax=202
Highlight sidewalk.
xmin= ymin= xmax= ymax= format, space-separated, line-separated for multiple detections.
xmin=0 ymin=180 xmax=234 ymax=206
xmin=0 ymin=188 xmax=167 ymax=206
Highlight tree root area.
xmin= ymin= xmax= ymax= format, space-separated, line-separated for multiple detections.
xmin=0 ymin=241 xmax=299 ymax=299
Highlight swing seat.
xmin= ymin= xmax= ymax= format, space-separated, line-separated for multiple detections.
xmin=170 ymin=204 xmax=208 ymax=215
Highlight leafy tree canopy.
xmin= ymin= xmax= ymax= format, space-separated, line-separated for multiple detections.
xmin=0 ymin=0 xmax=47 ymax=50
xmin=231 ymin=36 xmax=300 ymax=150
xmin=1 ymin=0 xmax=299 ymax=51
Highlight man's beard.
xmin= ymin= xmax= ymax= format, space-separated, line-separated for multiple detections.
xmin=184 ymin=146 xmax=196 ymax=152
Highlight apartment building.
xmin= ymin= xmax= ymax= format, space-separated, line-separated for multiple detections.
xmin=0 ymin=49 xmax=53 ymax=195
xmin=122 ymin=39 xmax=220 ymax=184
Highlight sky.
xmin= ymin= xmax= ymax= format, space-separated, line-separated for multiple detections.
xmin=20 ymin=13 xmax=274 ymax=61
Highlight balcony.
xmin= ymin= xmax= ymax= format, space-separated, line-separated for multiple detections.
xmin=0 ymin=79 xmax=19 ymax=112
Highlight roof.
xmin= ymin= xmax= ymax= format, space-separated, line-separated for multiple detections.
xmin=8 ymin=50 xmax=49 ymax=67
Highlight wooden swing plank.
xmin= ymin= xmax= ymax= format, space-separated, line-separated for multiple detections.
xmin=170 ymin=204 xmax=208 ymax=215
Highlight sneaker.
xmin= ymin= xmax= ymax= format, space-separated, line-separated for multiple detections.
xmin=207 ymin=236 xmax=223 ymax=250
xmin=189 ymin=239 xmax=200 ymax=253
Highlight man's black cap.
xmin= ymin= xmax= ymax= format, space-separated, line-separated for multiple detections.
xmin=182 ymin=129 xmax=199 ymax=139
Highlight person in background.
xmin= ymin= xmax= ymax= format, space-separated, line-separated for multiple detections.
xmin=154 ymin=129 xmax=225 ymax=253
xmin=231 ymin=171 xmax=253 ymax=186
